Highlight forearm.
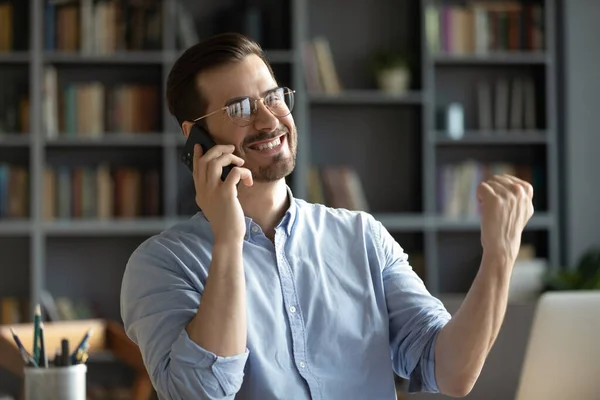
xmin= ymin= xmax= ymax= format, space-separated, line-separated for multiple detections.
xmin=186 ymin=239 xmax=246 ymax=357
xmin=434 ymin=251 xmax=513 ymax=396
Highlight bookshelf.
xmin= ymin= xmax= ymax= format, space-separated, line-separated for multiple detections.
xmin=0 ymin=0 xmax=561 ymax=397
xmin=0 ymin=0 xmax=560 ymax=331
xmin=422 ymin=0 xmax=559 ymax=295
xmin=0 ymin=0 xmax=303 ymax=396
xmin=301 ymin=0 xmax=559 ymax=298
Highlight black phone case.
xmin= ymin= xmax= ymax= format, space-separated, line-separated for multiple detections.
xmin=181 ymin=124 xmax=234 ymax=181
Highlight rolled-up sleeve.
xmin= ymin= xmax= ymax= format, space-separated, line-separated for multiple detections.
xmin=120 ymin=235 xmax=249 ymax=399
xmin=370 ymin=218 xmax=452 ymax=393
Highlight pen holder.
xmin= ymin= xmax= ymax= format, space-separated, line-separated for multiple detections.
xmin=24 ymin=364 xmax=87 ymax=400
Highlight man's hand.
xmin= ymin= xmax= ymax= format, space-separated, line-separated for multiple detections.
xmin=193 ymin=143 xmax=253 ymax=242
xmin=186 ymin=143 xmax=252 ymax=359
xmin=477 ymin=174 xmax=534 ymax=263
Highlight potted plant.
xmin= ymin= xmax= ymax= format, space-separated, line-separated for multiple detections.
xmin=543 ymin=245 xmax=600 ymax=291
xmin=371 ymin=50 xmax=411 ymax=94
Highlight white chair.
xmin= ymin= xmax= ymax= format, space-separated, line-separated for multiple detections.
xmin=515 ymin=290 xmax=600 ymax=400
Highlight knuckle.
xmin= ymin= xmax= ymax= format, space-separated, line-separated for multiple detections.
xmin=510 ymin=183 xmax=522 ymax=195
xmin=527 ymin=182 xmax=534 ymax=193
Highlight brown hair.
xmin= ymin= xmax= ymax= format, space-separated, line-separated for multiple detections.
xmin=166 ymin=32 xmax=275 ymax=128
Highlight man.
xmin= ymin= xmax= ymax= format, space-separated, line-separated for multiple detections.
xmin=121 ymin=32 xmax=534 ymax=400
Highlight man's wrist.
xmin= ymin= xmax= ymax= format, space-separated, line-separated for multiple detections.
xmin=213 ymin=237 xmax=244 ymax=254
xmin=480 ymin=250 xmax=514 ymax=280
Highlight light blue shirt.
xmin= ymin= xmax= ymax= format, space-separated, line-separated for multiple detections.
xmin=120 ymin=187 xmax=452 ymax=400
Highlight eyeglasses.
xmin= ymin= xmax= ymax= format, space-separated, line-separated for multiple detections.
xmin=193 ymin=86 xmax=296 ymax=127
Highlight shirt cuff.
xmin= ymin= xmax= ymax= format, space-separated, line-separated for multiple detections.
xmin=408 ymin=318 xmax=448 ymax=393
xmin=170 ymin=328 xmax=250 ymax=396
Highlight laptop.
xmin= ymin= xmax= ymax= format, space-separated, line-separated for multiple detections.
xmin=515 ymin=290 xmax=600 ymax=400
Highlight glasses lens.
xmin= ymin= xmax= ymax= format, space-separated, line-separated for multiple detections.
xmin=226 ymin=88 xmax=295 ymax=126
xmin=227 ymin=98 xmax=254 ymax=124
xmin=265 ymin=87 xmax=294 ymax=117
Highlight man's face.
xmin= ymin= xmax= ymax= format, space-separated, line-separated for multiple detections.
xmin=196 ymin=54 xmax=297 ymax=183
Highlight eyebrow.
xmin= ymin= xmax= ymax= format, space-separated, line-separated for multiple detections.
xmin=224 ymin=86 xmax=280 ymax=106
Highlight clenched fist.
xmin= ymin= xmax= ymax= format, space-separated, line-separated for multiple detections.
xmin=477 ymin=174 xmax=534 ymax=263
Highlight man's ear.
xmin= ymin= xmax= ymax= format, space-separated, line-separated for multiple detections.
xmin=181 ymin=121 xmax=194 ymax=138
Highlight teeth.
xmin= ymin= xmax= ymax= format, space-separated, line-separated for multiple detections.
xmin=255 ymin=137 xmax=281 ymax=151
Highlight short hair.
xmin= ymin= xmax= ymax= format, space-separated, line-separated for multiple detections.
xmin=166 ymin=32 xmax=275 ymax=128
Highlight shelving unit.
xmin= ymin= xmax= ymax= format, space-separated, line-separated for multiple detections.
xmin=0 ymin=0 xmax=559 ymax=312
xmin=422 ymin=0 xmax=559 ymax=295
xmin=0 ymin=0 xmax=561 ymax=396
xmin=0 ymin=0 xmax=299 ymax=396
xmin=0 ymin=0 xmax=304 ymax=327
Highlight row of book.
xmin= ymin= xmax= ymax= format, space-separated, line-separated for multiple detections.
xmin=425 ymin=1 xmax=545 ymax=55
xmin=43 ymin=65 xmax=161 ymax=137
xmin=44 ymin=0 xmax=162 ymax=53
xmin=302 ymin=37 xmax=343 ymax=95
xmin=307 ymin=165 xmax=369 ymax=212
xmin=476 ymin=76 xmax=537 ymax=131
xmin=307 ymin=162 xmax=545 ymax=217
xmin=43 ymin=164 xmax=161 ymax=220
xmin=0 ymin=0 xmax=28 ymax=52
xmin=0 ymin=163 xmax=28 ymax=219
xmin=437 ymin=160 xmax=543 ymax=217
xmin=0 ymin=82 xmax=29 ymax=134
xmin=0 ymin=294 xmax=97 ymax=325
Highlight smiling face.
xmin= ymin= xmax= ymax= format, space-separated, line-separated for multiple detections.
xmin=194 ymin=54 xmax=297 ymax=183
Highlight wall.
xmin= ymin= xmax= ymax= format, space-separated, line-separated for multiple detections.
xmin=562 ymin=0 xmax=600 ymax=266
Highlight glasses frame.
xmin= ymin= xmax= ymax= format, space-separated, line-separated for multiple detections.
xmin=192 ymin=87 xmax=296 ymax=127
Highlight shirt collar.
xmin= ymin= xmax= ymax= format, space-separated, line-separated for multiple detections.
xmin=279 ymin=184 xmax=297 ymax=236
xmin=246 ymin=184 xmax=297 ymax=238
xmin=198 ymin=184 xmax=297 ymax=239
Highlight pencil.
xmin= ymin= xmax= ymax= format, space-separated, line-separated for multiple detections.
xmin=19 ymin=347 xmax=38 ymax=368
xmin=10 ymin=328 xmax=36 ymax=367
xmin=33 ymin=304 xmax=41 ymax=365
xmin=70 ymin=328 xmax=93 ymax=365
xmin=9 ymin=327 xmax=26 ymax=352
xmin=39 ymin=322 xmax=48 ymax=368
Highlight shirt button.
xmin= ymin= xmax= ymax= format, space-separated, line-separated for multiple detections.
xmin=289 ymin=306 xmax=296 ymax=313
xmin=251 ymin=225 xmax=259 ymax=233
xmin=299 ymin=361 xmax=305 ymax=368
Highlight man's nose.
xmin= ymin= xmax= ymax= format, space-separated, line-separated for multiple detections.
xmin=253 ymin=101 xmax=278 ymax=132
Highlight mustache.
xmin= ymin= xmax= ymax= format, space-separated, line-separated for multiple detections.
xmin=244 ymin=128 xmax=289 ymax=146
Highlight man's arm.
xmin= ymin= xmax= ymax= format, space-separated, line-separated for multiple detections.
xmin=371 ymin=216 xmax=452 ymax=394
xmin=186 ymin=239 xmax=246 ymax=357
xmin=121 ymin=235 xmax=249 ymax=400
xmin=434 ymin=252 xmax=512 ymax=397
xmin=434 ymin=174 xmax=534 ymax=397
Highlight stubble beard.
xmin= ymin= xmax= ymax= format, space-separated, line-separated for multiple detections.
xmin=246 ymin=126 xmax=297 ymax=183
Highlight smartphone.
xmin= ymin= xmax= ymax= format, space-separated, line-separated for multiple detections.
xmin=181 ymin=123 xmax=234 ymax=181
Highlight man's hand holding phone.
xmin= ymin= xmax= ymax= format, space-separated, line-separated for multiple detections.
xmin=193 ymin=143 xmax=253 ymax=242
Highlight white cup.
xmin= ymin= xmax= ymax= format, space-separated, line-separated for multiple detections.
xmin=24 ymin=364 xmax=87 ymax=400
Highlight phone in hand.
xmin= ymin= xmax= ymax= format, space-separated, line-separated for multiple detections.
xmin=181 ymin=123 xmax=234 ymax=181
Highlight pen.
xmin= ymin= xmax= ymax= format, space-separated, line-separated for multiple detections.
xmin=53 ymin=348 xmax=61 ymax=367
xmin=61 ymin=339 xmax=70 ymax=367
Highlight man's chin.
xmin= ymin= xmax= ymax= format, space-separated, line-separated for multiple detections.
xmin=250 ymin=158 xmax=295 ymax=183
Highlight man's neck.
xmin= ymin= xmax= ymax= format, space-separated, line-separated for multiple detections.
xmin=238 ymin=179 xmax=289 ymax=239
